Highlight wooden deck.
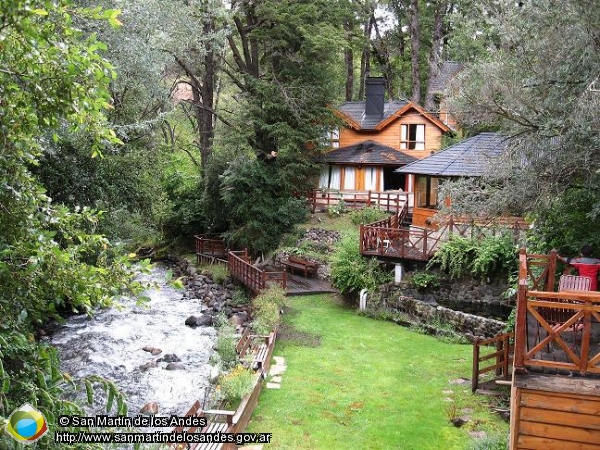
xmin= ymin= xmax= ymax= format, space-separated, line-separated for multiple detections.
xmin=283 ymin=273 xmax=338 ymax=296
xmin=510 ymin=248 xmax=600 ymax=449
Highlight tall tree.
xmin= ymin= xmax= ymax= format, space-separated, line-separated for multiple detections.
xmin=444 ymin=0 xmax=600 ymax=248
xmin=407 ymin=0 xmax=421 ymax=102
xmin=424 ymin=0 xmax=449 ymax=110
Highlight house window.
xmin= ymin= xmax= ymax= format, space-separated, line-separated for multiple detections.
xmin=319 ymin=166 xmax=341 ymax=190
xmin=329 ymin=128 xmax=340 ymax=148
xmin=365 ymin=166 xmax=379 ymax=191
xmin=416 ymin=176 xmax=439 ymax=208
xmin=343 ymin=166 xmax=356 ymax=190
xmin=400 ymin=124 xmax=425 ymax=150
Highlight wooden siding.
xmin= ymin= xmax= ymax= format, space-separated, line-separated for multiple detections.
xmin=510 ymin=374 xmax=600 ymax=449
xmin=339 ymin=113 xmax=443 ymax=158
xmin=412 ymin=206 xmax=437 ymax=228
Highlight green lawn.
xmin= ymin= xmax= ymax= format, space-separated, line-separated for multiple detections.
xmin=247 ymin=294 xmax=508 ymax=449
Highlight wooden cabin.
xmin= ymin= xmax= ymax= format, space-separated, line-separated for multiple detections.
xmin=511 ymin=249 xmax=600 ymax=449
xmin=427 ymin=61 xmax=464 ymax=131
xmin=395 ymin=132 xmax=508 ymax=228
xmin=319 ymin=77 xmax=451 ymax=199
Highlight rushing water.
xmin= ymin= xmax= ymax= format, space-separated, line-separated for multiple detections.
xmin=50 ymin=264 xmax=217 ymax=418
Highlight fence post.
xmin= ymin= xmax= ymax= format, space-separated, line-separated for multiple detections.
xmin=503 ymin=335 xmax=510 ymax=379
xmin=359 ymin=225 xmax=364 ymax=253
xmin=472 ymin=338 xmax=480 ymax=393
xmin=513 ymin=279 xmax=528 ymax=374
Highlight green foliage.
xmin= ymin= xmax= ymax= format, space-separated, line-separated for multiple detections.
xmin=252 ymin=286 xmax=286 ymax=336
xmin=428 ymin=235 xmax=517 ymax=280
xmin=221 ymin=156 xmax=309 ymax=255
xmin=207 ymin=265 xmax=228 ymax=286
xmin=217 ymin=365 xmax=254 ymax=404
xmin=527 ymin=187 xmax=600 ymax=255
xmin=231 ymin=289 xmax=250 ymax=307
xmin=349 ymin=207 xmax=388 ymax=225
xmin=213 ymin=323 xmax=238 ymax=371
xmin=330 ymin=235 xmax=393 ymax=294
xmin=327 ymin=201 xmax=348 ymax=217
xmin=467 ymin=434 xmax=509 ymax=450
xmin=408 ymin=271 xmax=441 ymax=290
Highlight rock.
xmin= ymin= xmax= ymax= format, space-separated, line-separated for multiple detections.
xmin=157 ymin=354 xmax=180 ymax=363
xmin=140 ymin=402 xmax=159 ymax=415
xmin=195 ymin=315 xmax=214 ymax=326
xmin=209 ymin=365 xmax=220 ymax=383
xmin=142 ymin=346 xmax=162 ymax=355
xmin=187 ymin=266 xmax=197 ymax=276
xmin=229 ymin=312 xmax=248 ymax=327
xmin=165 ymin=362 xmax=185 ymax=370
xmin=139 ymin=361 xmax=158 ymax=371
xmin=185 ymin=315 xmax=199 ymax=327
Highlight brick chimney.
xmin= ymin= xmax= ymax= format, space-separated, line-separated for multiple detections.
xmin=365 ymin=77 xmax=385 ymax=117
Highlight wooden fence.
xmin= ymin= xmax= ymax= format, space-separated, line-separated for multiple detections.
xmin=308 ymin=189 xmax=408 ymax=214
xmin=228 ymin=250 xmax=286 ymax=293
xmin=472 ymin=332 xmax=514 ymax=393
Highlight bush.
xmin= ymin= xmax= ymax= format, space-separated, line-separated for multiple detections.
xmin=252 ymin=286 xmax=285 ymax=335
xmin=467 ymin=434 xmax=509 ymax=450
xmin=203 ymin=264 xmax=228 ymax=285
xmin=408 ymin=271 xmax=441 ymax=290
xmin=330 ymin=235 xmax=393 ymax=294
xmin=428 ymin=234 xmax=517 ymax=280
xmin=217 ymin=365 xmax=254 ymax=404
xmin=213 ymin=324 xmax=238 ymax=370
xmin=349 ymin=207 xmax=388 ymax=225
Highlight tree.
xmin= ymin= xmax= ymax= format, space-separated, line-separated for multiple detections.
xmin=443 ymin=0 xmax=600 ymax=250
xmin=0 ymin=2 xmax=143 ymax=447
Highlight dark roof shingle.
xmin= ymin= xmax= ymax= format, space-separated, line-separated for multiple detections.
xmin=337 ymin=100 xmax=409 ymax=130
xmin=324 ymin=140 xmax=418 ymax=166
xmin=429 ymin=61 xmax=464 ymax=94
xmin=394 ymin=132 xmax=508 ymax=177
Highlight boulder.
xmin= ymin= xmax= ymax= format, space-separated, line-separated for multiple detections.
xmin=140 ymin=402 xmax=159 ymax=415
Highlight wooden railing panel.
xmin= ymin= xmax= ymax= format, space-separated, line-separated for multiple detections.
xmin=309 ymin=189 xmax=408 ymax=214
xmin=472 ymin=332 xmax=514 ymax=392
xmin=228 ymin=250 xmax=286 ymax=293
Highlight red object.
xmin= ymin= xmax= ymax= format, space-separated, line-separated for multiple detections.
xmin=570 ymin=261 xmax=600 ymax=290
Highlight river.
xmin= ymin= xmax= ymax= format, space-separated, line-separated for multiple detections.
xmin=50 ymin=264 xmax=217 ymax=418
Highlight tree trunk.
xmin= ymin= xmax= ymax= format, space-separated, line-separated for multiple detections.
xmin=408 ymin=0 xmax=421 ymax=103
xmin=358 ymin=9 xmax=374 ymax=100
xmin=424 ymin=0 xmax=447 ymax=111
xmin=344 ymin=21 xmax=354 ymax=101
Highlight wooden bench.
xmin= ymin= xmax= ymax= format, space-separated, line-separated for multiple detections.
xmin=283 ymin=256 xmax=319 ymax=278
xmin=169 ymin=401 xmax=235 ymax=450
xmin=252 ymin=338 xmax=269 ymax=371
xmin=235 ymin=327 xmax=253 ymax=359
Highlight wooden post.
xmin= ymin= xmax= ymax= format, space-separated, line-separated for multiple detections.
xmin=472 ymin=338 xmax=480 ymax=393
xmin=503 ymin=334 xmax=510 ymax=379
xmin=359 ymin=225 xmax=364 ymax=253
xmin=547 ymin=249 xmax=557 ymax=291
xmin=513 ymin=279 xmax=528 ymax=374
xmin=422 ymin=228 xmax=428 ymax=259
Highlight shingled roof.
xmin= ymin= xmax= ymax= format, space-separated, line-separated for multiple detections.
xmin=394 ymin=132 xmax=508 ymax=177
xmin=429 ymin=61 xmax=464 ymax=95
xmin=336 ymin=100 xmax=409 ymax=130
xmin=323 ymin=140 xmax=418 ymax=166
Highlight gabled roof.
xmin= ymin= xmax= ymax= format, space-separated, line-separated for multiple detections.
xmin=333 ymin=100 xmax=450 ymax=132
xmin=323 ymin=140 xmax=418 ymax=166
xmin=429 ymin=61 xmax=464 ymax=95
xmin=394 ymin=132 xmax=508 ymax=177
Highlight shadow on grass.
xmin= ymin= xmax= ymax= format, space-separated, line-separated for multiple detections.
xmin=278 ymin=306 xmax=322 ymax=348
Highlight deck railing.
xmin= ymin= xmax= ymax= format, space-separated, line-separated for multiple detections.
xmin=514 ymin=248 xmax=600 ymax=375
xmin=194 ymin=234 xmax=228 ymax=258
xmin=359 ymin=215 xmax=527 ymax=261
xmin=472 ymin=332 xmax=514 ymax=392
xmin=308 ymin=189 xmax=409 ymax=214
xmin=228 ymin=250 xmax=286 ymax=293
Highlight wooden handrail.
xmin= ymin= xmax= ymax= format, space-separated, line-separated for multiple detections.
xmin=472 ymin=332 xmax=514 ymax=392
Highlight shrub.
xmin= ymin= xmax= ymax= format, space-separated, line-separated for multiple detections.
xmin=205 ymin=264 xmax=228 ymax=285
xmin=326 ymin=200 xmax=347 ymax=217
xmin=409 ymin=271 xmax=441 ymax=290
xmin=330 ymin=235 xmax=393 ymax=294
xmin=252 ymin=286 xmax=286 ymax=335
xmin=213 ymin=324 xmax=238 ymax=370
xmin=218 ymin=365 xmax=254 ymax=404
xmin=467 ymin=434 xmax=509 ymax=450
xmin=349 ymin=207 xmax=388 ymax=225
xmin=428 ymin=234 xmax=517 ymax=280
xmin=231 ymin=288 xmax=250 ymax=306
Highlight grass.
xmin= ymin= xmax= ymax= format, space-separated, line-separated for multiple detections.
xmin=299 ymin=212 xmax=358 ymax=238
xmin=247 ymin=294 xmax=508 ymax=449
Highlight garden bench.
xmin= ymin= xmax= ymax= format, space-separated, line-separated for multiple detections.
xmin=235 ymin=327 xmax=253 ymax=359
xmin=283 ymin=256 xmax=319 ymax=278
xmin=252 ymin=338 xmax=269 ymax=371
xmin=168 ymin=401 xmax=235 ymax=450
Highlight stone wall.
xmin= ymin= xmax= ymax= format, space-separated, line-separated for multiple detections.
xmin=367 ymin=282 xmax=508 ymax=341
